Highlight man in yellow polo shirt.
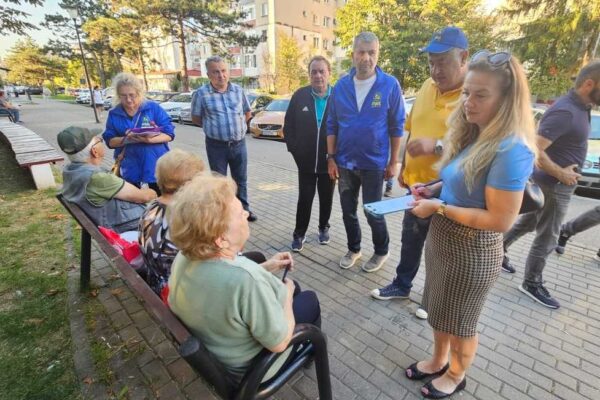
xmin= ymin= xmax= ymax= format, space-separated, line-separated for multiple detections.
xmin=371 ymin=27 xmax=469 ymax=320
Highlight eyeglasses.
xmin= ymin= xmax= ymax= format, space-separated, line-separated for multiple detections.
xmin=118 ymin=93 xmax=139 ymax=100
xmin=91 ymin=138 xmax=103 ymax=149
xmin=470 ymin=50 xmax=512 ymax=69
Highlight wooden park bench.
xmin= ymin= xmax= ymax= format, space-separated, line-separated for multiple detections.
xmin=0 ymin=108 xmax=16 ymax=122
xmin=0 ymin=120 xmax=64 ymax=189
xmin=57 ymin=193 xmax=332 ymax=400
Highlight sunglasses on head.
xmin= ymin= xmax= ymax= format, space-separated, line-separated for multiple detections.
xmin=470 ymin=50 xmax=512 ymax=69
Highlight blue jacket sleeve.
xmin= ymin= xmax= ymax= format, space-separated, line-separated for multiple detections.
xmin=153 ymin=103 xmax=175 ymax=138
xmin=327 ymin=86 xmax=338 ymax=137
xmin=387 ymin=80 xmax=405 ymax=137
xmin=102 ymin=111 xmax=120 ymax=146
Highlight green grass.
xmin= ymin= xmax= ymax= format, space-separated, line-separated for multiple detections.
xmin=51 ymin=94 xmax=76 ymax=102
xmin=0 ymin=183 xmax=80 ymax=398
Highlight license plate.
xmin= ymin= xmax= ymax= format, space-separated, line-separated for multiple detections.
xmin=261 ymin=130 xmax=277 ymax=137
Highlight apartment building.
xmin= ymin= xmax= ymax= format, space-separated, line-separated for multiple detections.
xmin=145 ymin=0 xmax=346 ymax=91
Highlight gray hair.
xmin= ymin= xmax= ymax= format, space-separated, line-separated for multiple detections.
xmin=353 ymin=32 xmax=379 ymax=50
xmin=205 ymin=55 xmax=226 ymax=70
xmin=67 ymin=137 xmax=97 ymax=163
xmin=112 ymin=72 xmax=145 ymax=106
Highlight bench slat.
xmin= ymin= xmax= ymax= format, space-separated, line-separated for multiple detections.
xmin=15 ymin=150 xmax=64 ymax=166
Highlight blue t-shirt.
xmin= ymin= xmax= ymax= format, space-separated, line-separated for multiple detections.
xmin=440 ymin=136 xmax=534 ymax=209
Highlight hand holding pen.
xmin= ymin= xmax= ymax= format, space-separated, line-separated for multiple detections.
xmin=410 ymin=179 xmax=442 ymax=200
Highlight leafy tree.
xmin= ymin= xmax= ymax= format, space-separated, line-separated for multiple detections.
xmin=275 ymin=31 xmax=305 ymax=94
xmin=0 ymin=0 xmax=43 ymax=35
xmin=335 ymin=0 xmax=497 ymax=90
xmin=148 ymin=0 xmax=260 ymax=91
xmin=5 ymin=39 xmax=67 ymax=85
xmin=502 ymin=0 xmax=600 ymax=98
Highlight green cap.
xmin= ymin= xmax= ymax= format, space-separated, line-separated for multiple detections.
xmin=57 ymin=126 xmax=103 ymax=155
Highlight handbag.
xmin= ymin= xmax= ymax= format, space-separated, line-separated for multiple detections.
xmin=519 ymin=179 xmax=544 ymax=214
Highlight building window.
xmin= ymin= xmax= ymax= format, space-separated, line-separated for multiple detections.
xmin=333 ymin=18 xmax=337 ymax=26
xmin=323 ymin=16 xmax=330 ymax=27
xmin=323 ymin=39 xmax=329 ymax=50
xmin=313 ymin=14 xmax=319 ymax=25
xmin=303 ymin=35 xmax=307 ymax=41
xmin=313 ymin=37 xmax=320 ymax=48
xmin=261 ymin=30 xmax=267 ymax=41
xmin=303 ymin=10 xmax=307 ymax=17
xmin=244 ymin=54 xmax=257 ymax=68
xmin=243 ymin=5 xmax=255 ymax=20
xmin=261 ymin=3 xmax=268 ymax=16
xmin=230 ymin=55 xmax=241 ymax=69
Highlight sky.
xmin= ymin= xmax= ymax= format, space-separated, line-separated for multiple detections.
xmin=0 ymin=0 xmax=506 ymax=59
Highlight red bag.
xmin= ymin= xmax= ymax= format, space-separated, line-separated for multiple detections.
xmin=98 ymin=226 xmax=144 ymax=268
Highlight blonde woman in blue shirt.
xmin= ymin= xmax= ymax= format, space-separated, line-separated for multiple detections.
xmin=405 ymin=52 xmax=536 ymax=399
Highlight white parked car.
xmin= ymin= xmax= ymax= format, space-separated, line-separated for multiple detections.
xmin=159 ymin=93 xmax=193 ymax=121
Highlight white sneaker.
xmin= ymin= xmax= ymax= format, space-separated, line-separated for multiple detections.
xmin=415 ymin=307 xmax=428 ymax=320
xmin=340 ymin=251 xmax=362 ymax=269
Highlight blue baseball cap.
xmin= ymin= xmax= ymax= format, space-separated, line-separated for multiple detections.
xmin=420 ymin=26 xmax=468 ymax=54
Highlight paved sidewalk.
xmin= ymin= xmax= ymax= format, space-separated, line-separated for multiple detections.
xmin=69 ymin=157 xmax=600 ymax=400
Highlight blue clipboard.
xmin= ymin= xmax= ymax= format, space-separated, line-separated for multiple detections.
xmin=364 ymin=194 xmax=415 ymax=216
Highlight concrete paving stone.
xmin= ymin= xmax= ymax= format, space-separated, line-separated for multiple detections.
xmin=125 ymin=383 xmax=157 ymax=400
xmin=555 ymin=361 xmax=598 ymax=388
xmin=495 ymin=344 xmax=535 ymax=369
xmin=272 ymin=384 xmax=303 ymax=400
xmin=360 ymin=347 xmax=396 ymax=376
xmin=580 ymin=382 xmax=600 ymax=400
xmin=479 ymin=313 xmax=510 ymax=333
xmin=135 ymin=345 xmax=157 ymax=369
xmin=338 ymin=349 xmax=375 ymax=379
xmin=467 ymin=364 xmax=503 ymax=392
xmin=353 ymin=315 xmax=382 ymax=336
xmin=563 ymin=343 xmax=600 ymax=369
xmin=99 ymin=296 xmax=123 ymax=315
xmin=153 ymin=340 xmax=180 ymax=365
xmin=355 ymin=330 xmax=388 ymax=354
xmin=543 ymin=325 xmax=584 ymax=348
xmin=500 ymin=384 xmax=535 ymax=400
xmin=140 ymin=360 xmax=173 ymax=391
xmin=403 ymin=345 xmax=429 ymax=364
xmin=539 ymin=342 xmax=580 ymax=367
xmin=368 ymin=369 xmax=407 ymax=399
xmin=477 ymin=344 xmax=512 ymax=369
xmin=121 ymin=296 xmax=145 ymax=315
xmin=140 ymin=325 xmax=168 ymax=348
xmin=327 ymin=354 xmax=351 ymax=380
xmin=129 ymin=310 xmax=156 ymax=331
xmin=377 ymin=329 xmax=410 ymax=352
xmin=524 ymin=325 xmax=564 ymax=349
xmin=483 ymin=326 xmax=520 ymax=349
xmin=330 ymin=375 xmax=358 ymax=400
xmin=375 ymin=392 xmax=394 ymax=400
xmin=340 ymin=369 xmax=381 ymax=400
xmin=109 ymin=309 xmax=133 ymax=331
xmin=581 ymin=359 xmax=600 ymax=378
xmin=156 ymin=381 xmax=186 ymax=400
xmin=118 ymin=325 xmax=143 ymax=346
xmin=552 ymin=383 xmax=590 ymax=400
xmin=383 ymin=348 xmax=415 ymax=371
xmin=183 ymin=378 xmax=218 ymax=400
xmin=474 ymin=383 xmax=505 ymax=400
xmin=533 ymin=361 xmax=578 ymax=390
xmin=291 ymin=375 xmax=319 ymax=399
xmin=487 ymin=362 xmax=529 ymax=392
xmin=337 ymin=332 xmax=368 ymax=355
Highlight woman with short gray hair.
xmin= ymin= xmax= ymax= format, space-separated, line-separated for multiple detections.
xmin=102 ymin=72 xmax=175 ymax=194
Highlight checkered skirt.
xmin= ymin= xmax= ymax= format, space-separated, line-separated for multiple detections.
xmin=423 ymin=214 xmax=503 ymax=337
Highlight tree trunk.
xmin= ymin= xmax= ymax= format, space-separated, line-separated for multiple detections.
xmin=138 ymin=49 xmax=149 ymax=91
xmin=89 ymin=50 xmax=105 ymax=87
xmin=177 ymin=15 xmax=190 ymax=92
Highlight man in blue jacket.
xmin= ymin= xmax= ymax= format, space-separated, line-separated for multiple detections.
xmin=327 ymin=32 xmax=405 ymax=273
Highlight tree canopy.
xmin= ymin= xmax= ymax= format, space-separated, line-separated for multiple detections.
xmin=0 ymin=0 xmax=44 ymax=35
xmin=5 ymin=39 xmax=67 ymax=85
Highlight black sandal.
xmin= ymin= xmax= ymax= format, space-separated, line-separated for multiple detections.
xmin=405 ymin=362 xmax=449 ymax=380
xmin=421 ymin=377 xmax=467 ymax=399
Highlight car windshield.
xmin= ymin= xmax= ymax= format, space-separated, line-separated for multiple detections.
xmin=265 ymin=99 xmax=290 ymax=112
xmin=591 ymin=114 xmax=600 ymax=140
xmin=247 ymin=94 xmax=258 ymax=103
xmin=147 ymin=93 xmax=170 ymax=101
xmin=169 ymin=94 xmax=192 ymax=102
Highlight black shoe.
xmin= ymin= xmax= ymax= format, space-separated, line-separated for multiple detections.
xmin=291 ymin=235 xmax=306 ymax=252
xmin=318 ymin=227 xmax=330 ymax=244
xmin=519 ymin=282 xmax=560 ymax=309
xmin=555 ymin=228 xmax=570 ymax=254
xmin=247 ymin=211 xmax=257 ymax=222
xmin=501 ymin=255 xmax=516 ymax=273
xmin=422 ymin=378 xmax=467 ymax=399
xmin=405 ymin=362 xmax=449 ymax=380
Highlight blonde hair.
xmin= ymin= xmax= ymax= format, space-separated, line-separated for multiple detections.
xmin=156 ymin=149 xmax=205 ymax=195
xmin=112 ymin=72 xmax=145 ymax=106
xmin=169 ymin=174 xmax=237 ymax=261
xmin=439 ymin=54 xmax=537 ymax=192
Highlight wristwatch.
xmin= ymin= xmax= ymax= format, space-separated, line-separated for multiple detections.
xmin=434 ymin=139 xmax=444 ymax=155
xmin=326 ymin=153 xmax=336 ymax=161
xmin=436 ymin=201 xmax=447 ymax=217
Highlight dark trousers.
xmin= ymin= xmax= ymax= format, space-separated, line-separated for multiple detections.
xmin=562 ymin=206 xmax=600 ymax=237
xmin=205 ymin=136 xmax=250 ymax=211
xmin=294 ymin=171 xmax=335 ymax=237
xmin=292 ymin=281 xmax=321 ymax=328
xmin=393 ymin=211 xmax=432 ymax=291
xmin=338 ymin=167 xmax=389 ymax=255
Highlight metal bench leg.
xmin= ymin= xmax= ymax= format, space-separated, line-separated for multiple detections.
xmin=81 ymin=230 xmax=91 ymax=292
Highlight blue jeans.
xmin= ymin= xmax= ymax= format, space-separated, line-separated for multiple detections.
xmin=205 ymin=136 xmax=250 ymax=211
xmin=338 ymin=167 xmax=389 ymax=255
xmin=393 ymin=211 xmax=432 ymax=291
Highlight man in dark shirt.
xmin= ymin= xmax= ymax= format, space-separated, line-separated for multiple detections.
xmin=503 ymin=61 xmax=600 ymax=309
